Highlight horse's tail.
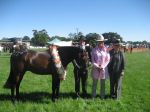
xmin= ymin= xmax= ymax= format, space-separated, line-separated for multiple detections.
xmin=3 ymin=55 xmax=16 ymax=89
xmin=3 ymin=72 xmax=13 ymax=89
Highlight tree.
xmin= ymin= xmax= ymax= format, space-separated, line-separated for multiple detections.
xmin=50 ymin=35 xmax=71 ymax=41
xmin=85 ymin=33 xmax=100 ymax=46
xmin=102 ymin=32 xmax=123 ymax=44
xmin=1 ymin=37 xmax=9 ymax=40
xmin=68 ymin=33 xmax=76 ymax=39
xmin=31 ymin=29 xmax=49 ymax=46
xmin=22 ymin=36 xmax=30 ymax=40
xmin=68 ymin=32 xmax=85 ymax=42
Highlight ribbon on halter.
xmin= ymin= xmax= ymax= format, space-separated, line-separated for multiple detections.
xmin=49 ymin=45 xmax=66 ymax=80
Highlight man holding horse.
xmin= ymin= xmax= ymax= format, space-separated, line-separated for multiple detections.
xmin=73 ymin=37 xmax=89 ymax=98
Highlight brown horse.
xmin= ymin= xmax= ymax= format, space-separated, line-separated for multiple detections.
xmin=4 ymin=46 xmax=88 ymax=102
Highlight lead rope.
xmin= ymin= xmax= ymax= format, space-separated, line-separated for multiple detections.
xmin=49 ymin=45 xmax=66 ymax=80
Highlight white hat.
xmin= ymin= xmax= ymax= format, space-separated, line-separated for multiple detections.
xmin=96 ymin=35 xmax=106 ymax=41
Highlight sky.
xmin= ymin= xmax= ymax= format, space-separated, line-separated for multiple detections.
xmin=0 ymin=0 xmax=150 ymax=42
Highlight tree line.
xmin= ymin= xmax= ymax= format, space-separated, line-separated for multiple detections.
xmin=27 ymin=29 xmax=124 ymax=46
xmin=1 ymin=29 xmax=149 ymax=47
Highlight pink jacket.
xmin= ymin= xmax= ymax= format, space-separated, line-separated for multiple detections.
xmin=91 ymin=46 xmax=110 ymax=79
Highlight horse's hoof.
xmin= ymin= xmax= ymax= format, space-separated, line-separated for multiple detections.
xmin=16 ymin=97 xmax=20 ymax=102
xmin=60 ymin=77 xmax=65 ymax=81
xmin=52 ymin=98 xmax=55 ymax=102
xmin=11 ymin=98 xmax=16 ymax=104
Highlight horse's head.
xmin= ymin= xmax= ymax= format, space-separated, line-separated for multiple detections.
xmin=57 ymin=47 xmax=80 ymax=67
xmin=50 ymin=46 xmax=90 ymax=80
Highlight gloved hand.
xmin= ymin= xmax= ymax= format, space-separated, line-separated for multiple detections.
xmin=121 ymin=71 xmax=124 ymax=76
xmin=76 ymin=65 xmax=81 ymax=69
xmin=88 ymin=61 xmax=91 ymax=66
xmin=97 ymin=65 xmax=103 ymax=70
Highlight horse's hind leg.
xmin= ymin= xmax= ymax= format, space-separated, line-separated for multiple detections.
xmin=10 ymin=75 xmax=19 ymax=103
xmin=16 ymin=72 xmax=25 ymax=101
xmin=10 ymin=74 xmax=18 ymax=103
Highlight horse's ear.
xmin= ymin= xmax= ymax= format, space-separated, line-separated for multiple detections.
xmin=49 ymin=45 xmax=52 ymax=49
xmin=49 ymin=45 xmax=57 ymax=49
xmin=50 ymin=45 xmax=59 ymax=49
xmin=55 ymin=45 xmax=59 ymax=49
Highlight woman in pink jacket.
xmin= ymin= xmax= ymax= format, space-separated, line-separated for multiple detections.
xmin=91 ymin=35 xmax=110 ymax=99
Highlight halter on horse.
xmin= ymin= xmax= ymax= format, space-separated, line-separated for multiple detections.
xmin=4 ymin=46 xmax=89 ymax=102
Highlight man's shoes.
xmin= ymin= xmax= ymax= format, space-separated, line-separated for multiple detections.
xmin=111 ymin=95 xmax=117 ymax=99
xmin=82 ymin=93 xmax=87 ymax=99
xmin=100 ymin=96 xmax=105 ymax=100
xmin=76 ymin=93 xmax=80 ymax=99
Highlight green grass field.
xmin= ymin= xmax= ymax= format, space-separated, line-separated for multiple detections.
xmin=0 ymin=51 xmax=150 ymax=112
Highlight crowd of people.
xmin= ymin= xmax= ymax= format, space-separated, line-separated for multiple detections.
xmin=73 ymin=35 xmax=125 ymax=100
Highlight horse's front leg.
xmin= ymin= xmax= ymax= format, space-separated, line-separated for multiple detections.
xmin=52 ymin=74 xmax=60 ymax=102
xmin=55 ymin=78 xmax=60 ymax=99
xmin=52 ymin=75 xmax=57 ymax=102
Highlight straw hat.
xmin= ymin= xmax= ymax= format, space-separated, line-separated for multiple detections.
xmin=96 ymin=35 xmax=106 ymax=41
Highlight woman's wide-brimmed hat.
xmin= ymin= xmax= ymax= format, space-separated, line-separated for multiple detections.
xmin=96 ymin=35 xmax=107 ymax=41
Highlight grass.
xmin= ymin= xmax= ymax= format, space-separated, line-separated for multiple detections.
xmin=0 ymin=51 xmax=150 ymax=112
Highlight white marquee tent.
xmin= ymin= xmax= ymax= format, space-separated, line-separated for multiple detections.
xmin=47 ymin=38 xmax=72 ymax=46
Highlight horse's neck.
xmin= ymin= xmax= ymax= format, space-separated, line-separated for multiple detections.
xmin=61 ymin=55 xmax=74 ymax=67
xmin=59 ymin=47 xmax=78 ymax=67
xmin=57 ymin=46 xmax=82 ymax=67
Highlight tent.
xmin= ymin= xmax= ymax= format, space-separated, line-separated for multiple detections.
xmin=47 ymin=38 xmax=72 ymax=46
xmin=47 ymin=38 xmax=61 ymax=45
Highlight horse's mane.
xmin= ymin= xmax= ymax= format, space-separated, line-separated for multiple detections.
xmin=27 ymin=46 xmax=79 ymax=53
xmin=27 ymin=50 xmax=37 ymax=54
